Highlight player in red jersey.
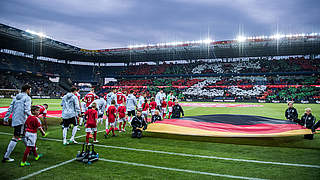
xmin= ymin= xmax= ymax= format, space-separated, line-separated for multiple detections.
xmin=149 ymin=97 xmax=157 ymax=116
xmin=167 ymin=97 xmax=175 ymax=119
xmin=141 ymin=99 xmax=149 ymax=123
xmin=35 ymin=104 xmax=48 ymax=131
xmin=83 ymin=88 xmax=99 ymax=107
xmin=116 ymin=89 xmax=126 ymax=108
xmin=21 ymin=106 xmax=46 ymax=167
xmin=161 ymin=97 xmax=167 ymax=119
xmin=84 ymin=102 xmax=98 ymax=143
xmin=105 ymin=100 xmax=117 ymax=137
xmin=117 ymin=102 xmax=127 ymax=132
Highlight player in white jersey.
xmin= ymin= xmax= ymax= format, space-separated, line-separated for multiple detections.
xmin=89 ymin=97 xmax=107 ymax=125
xmin=79 ymin=101 xmax=86 ymax=126
xmin=138 ymin=92 xmax=146 ymax=109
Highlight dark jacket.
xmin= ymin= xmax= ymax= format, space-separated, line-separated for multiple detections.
xmin=300 ymin=113 xmax=316 ymax=129
xmin=285 ymin=107 xmax=298 ymax=120
xmin=171 ymin=104 xmax=184 ymax=118
xmin=151 ymin=115 xmax=162 ymax=123
xmin=131 ymin=116 xmax=147 ymax=131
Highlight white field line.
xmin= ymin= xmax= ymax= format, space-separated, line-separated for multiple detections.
xmin=0 ymin=131 xmax=319 ymax=169
xmin=99 ymin=158 xmax=266 ymax=180
xmin=16 ymin=158 xmax=76 ymax=180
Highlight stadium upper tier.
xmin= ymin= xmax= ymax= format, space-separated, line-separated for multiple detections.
xmin=1 ymin=53 xmax=319 ymax=82
xmin=1 ymin=23 xmax=320 ymax=63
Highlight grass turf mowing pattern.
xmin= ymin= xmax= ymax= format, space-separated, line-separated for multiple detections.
xmin=0 ymin=98 xmax=320 ymax=179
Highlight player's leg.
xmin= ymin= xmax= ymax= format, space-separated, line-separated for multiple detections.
xmin=93 ymin=128 xmax=98 ymax=143
xmin=2 ymin=125 xmax=25 ymax=162
xmin=69 ymin=117 xmax=78 ymax=144
xmin=21 ymin=146 xmax=31 ymax=166
xmin=162 ymin=108 xmax=166 ymax=119
xmin=118 ymin=118 xmax=123 ymax=132
xmin=137 ymin=130 xmax=142 ymax=139
xmin=62 ymin=118 xmax=70 ymax=145
xmin=168 ymin=107 xmax=172 ymax=119
xmin=132 ymin=130 xmax=137 ymax=138
xmin=43 ymin=117 xmax=48 ymax=131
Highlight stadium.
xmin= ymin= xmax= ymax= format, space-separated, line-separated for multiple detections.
xmin=1 ymin=1 xmax=320 ymax=179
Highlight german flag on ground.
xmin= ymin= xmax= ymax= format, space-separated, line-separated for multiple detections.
xmin=146 ymin=114 xmax=313 ymax=137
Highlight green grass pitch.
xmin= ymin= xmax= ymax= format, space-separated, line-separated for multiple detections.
xmin=0 ymin=98 xmax=319 ymax=179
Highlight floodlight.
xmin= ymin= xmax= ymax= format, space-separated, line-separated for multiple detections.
xmin=203 ymin=39 xmax=213 ymax=44
xmin=236 ymin=36 xmax=246 ymax=42
xmin=26 ymin=29 xmax=48 ymax=38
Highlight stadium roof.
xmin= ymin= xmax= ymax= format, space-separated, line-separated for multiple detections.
xmin=1 ymin=23 xmax=320 ymax=63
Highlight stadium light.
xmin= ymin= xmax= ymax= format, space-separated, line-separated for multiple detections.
xmin=271 ymin=34 xmax=284 ymax=40
xmin=26 ymin=29 xmax=49 ymax=38
xmin=236 ymin=36 xmax=246 ymax=42
xmin=203 ymin=38 xmax=214 ymax=44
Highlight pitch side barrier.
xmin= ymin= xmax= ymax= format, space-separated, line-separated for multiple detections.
xmin=185 ymin=99 xmax=320 ymax=104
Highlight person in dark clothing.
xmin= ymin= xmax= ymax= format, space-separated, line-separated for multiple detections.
xmin=285 ymin=102 xmax=298 ymax=123
xmin=171 ymin=100 xmax=184 ymax=118
xmin=131 ymin=110 xmax=147 ymax=139
xmin=151 ymin=110 xmax=162 ymax=123
xmin=311 ymin=120 xmax=320 ymax=133
xmin=300 ymin=108 xmax=316 ymax=140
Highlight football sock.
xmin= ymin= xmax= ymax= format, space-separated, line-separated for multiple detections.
xmin=62 ymin=128 xmax=68 ymax=142
xmin=112 ymin=128 xmax=115 ymax=135
xmin=70 ymin=126 xmax=78 ymax=141
xmin=107 ymin=127 xmax=113 ymax=135
xmin=123 ymin=121 xmax=126 ymax=129
xmin=32 ymin=147 xmax=38 ymax=157
xmin=22 ymin=146 xmax=31 ymax=162
xmin=119 ymin=122 xmax=122 ymax=131
xmin=86 ymin=132 xmax=90 ymax=143
xmin=4 ymin=139 xmax=17 ymax=158
xmin=93 ymin=131 xmax=97 ymax=141
xmin=169 ymin=112 xmax=172 ymax=119
xmin=163 ymin=113 xmax=166 ymax=119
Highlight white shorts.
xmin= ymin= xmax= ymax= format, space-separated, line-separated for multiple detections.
xmin=25 ymin=131 xmax=37 ymax=147
xmin=118 ymin=117 xmax=125 ymax=123
xmin=162 ymin=108 xmax=166 ymax=113
xmin=151 ymin=109 xmax=156 ymax=115
xmin=168 ymin=107 xmax=173 ymax=113
xmin=109 ymin=122 xmax=116 ymax=127
xmin=85 ymin=127 xmax=97 ymax=133
xmin=142 ymin=111 xmax=148 ymax=118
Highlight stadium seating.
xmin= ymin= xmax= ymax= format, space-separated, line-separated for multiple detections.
xmin=1 ymin=52 xmax=319 ymax=102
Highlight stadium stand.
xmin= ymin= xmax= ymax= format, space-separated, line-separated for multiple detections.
xmin=1 ymin=49 xmax=319 ymax=102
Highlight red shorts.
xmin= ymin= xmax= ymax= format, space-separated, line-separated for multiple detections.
xmin=86 ymin=123 xmax=97 ymax=128
xmin=108 ymin=117 xmax=115 ymax=123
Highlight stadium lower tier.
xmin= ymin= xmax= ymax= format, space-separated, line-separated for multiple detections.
xmin=99 ymin=84 xmax=320 ymax=103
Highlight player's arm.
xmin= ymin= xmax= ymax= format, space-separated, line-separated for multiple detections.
xmin=39 ymin=127 xmax=46 ymax=137
xmin=3 ymin=98 xmax=15 ymax=124
xmin=25 ymin=97 xmax=32 ymax=116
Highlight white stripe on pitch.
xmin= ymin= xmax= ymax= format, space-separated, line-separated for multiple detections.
xmin=16 ymin=159 xmax=75 ymax=180
xmin=0 ymin=131 xmax=319 ymax=169
xmin=93 ymin=144 xmax=320 ymax=169
xmin=99 ymin=158 xmax=266 ymax=180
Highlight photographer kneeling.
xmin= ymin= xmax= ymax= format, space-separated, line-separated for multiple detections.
xmin=131 ymin=110 xmax=147 ymax=139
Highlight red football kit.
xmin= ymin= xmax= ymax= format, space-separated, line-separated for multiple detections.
xmin=85 ymin=109 xmax=98 ymax=128
xmin=107 ymin=105 xmax=117 ymax=123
